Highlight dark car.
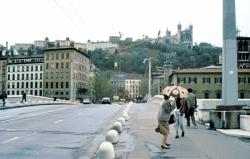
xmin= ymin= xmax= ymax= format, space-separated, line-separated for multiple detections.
xmin=101 ymin=97 xmax=111 ymax=104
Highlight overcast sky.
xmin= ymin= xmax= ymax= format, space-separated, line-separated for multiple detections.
xmin=0 ymin=0 xmax=249 ymax=47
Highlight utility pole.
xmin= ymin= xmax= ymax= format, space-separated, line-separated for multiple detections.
xmin=148 ymin=57 xmax=151 ymax=100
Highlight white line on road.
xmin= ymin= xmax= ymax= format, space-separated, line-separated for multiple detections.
xmin=1 ymin=107 xmax=73 ymax=123
xmin=2 ymin=136 xmax=19 ymax=144
xmin=54 ymin=119 xmax=63 ymax=124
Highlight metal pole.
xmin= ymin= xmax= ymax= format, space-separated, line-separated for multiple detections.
xmin=148 ymin=57 xmax=152 ymax=100
xmin=222 ymin=0 xmax=238 ymax=105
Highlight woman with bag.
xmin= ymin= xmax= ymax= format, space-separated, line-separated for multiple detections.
xmin=156 ymin=94 xmax=175 ymax=149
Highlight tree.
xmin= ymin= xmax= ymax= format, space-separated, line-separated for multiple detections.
xmin=94 ymin=75 xmax=114 ymax=102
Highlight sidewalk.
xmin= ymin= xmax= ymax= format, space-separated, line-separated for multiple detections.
xmin=120 ymin=102 xmax=250 ymax=159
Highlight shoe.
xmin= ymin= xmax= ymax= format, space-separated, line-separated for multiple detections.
xmin=155 ymin=127 xmax=160 ymax=133
xmin=166 ymin=143 xmax=171 ymax=146
xmin=175 ymin=135 xmax=179 ymax=139
xmin=186 ymin=124 xmax=190 ymax=127
xmin=161 ymin=145 xmax=170 ymax=149
xmin=181 ymin=131 xmax=185 ymax=137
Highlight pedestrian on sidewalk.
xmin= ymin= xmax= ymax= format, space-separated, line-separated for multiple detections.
xmin=156 ymin=94 xmax=175 ymax=149
xmin=21 ymin=91 xmax=27 ymax=103
xmin=174 ymin=97 xmax=188 ymax=138
xmin=186 ymin=88 xmax=197 ymax=127
xmin=1 ymin=90 xmax=7 ymax=107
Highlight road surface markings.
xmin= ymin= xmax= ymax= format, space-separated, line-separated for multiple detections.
xmin=54 ymin=119 xmax=63 ymax=124
xmin=2 ymin=136 xmax=19 ymax=144
xmin=1 ymin=107 xmax=73 ymax=123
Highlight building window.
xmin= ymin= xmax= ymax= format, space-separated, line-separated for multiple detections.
xmin=31 ymin=66 xmax=33 ymax=71
xmin=56 ymin=53 xmax=59 ymax=59
xmin=26 ymin=82 xmax=29 ymax=88
xmin=216 ymin=92 xmax=221 ymax=99
xmin=22 ymin=74 xmax=24 ymax=80
xmin=240 ymin=92 xmax=245 ymax=99
xmin=22 ymin=82 xmax=24 ymax=88
xmin=51 ymin=82 xmax=54 ymax=89
xmin=203 ymin=77 xmax=211 ymax=84
xmin=13 ymin=67 xmax=15 ymax=72
xmin=214 ymin=77 xmax=222 ymax=84
xmin=46 ymin=63 xmax=49 ymax=69
xmin=12 ymin=83 xmax=15 ymax=88
xmin=17 ymin=74 xmax=20 ymax=80
xmin=30 ymin=82 xmax=33 ymax=88
xmin=39 ymin=90 xmax=42 ymax=96
xmin=31 ymin=74 xmax=33 ymax=80
xmin=40 ymin=73 xmax=42 ymax=79
xmin=61 ymin=53 xmax=64 ymax=59
xmin=35 ymin=73 xmax=38 ymax=80
xmin=66 ymin=53 xmax=69 ymax=58
xmin=17 ymin=90 xmax=19 ymax=95
xmin=204 ymin=92 xmax=210 ymax=99
xmin=12 ymin=74 xmax=15 ymax=80
xmin=17 ymin=82 xmax=20 ymax=88
xmin=56 ymin=82 xmax=58 ymax=88
xmin=61 ymin=63 xmax=64 ymax=69
xmin=61 ymin=82 xmax=64 ymax=88
xmin=26 ymin=74 xmax=29 ymax=80
xmin=66 ymin=62 xmax=69 ymax=69
xmin=35 ymin=66 xmax=38 ymax=71
xmin=8 ymin=67 xmax=10 ymax=72
xmin=35 ymin=90 xmax=38 ymax=96
xmin=8 ymin=74 xmax=10 ymax=80
xmin=238 ymin=77 xmax=246 ymax=84
xmin=40 ymin=65 xmax=43 ymax=71
xmin=26 ymin=66 xmax=29 ymax=71
xmin=30 ymin=90 xmax=33 ymax=95
xmin=35 ymin=82 xmax=38 ymax=88
xmin=40 ymin=82 xmax=42 ymax=88
xmin=56 ymin=63 xmax=59 ymax=69
xmin=46 ymin=82 xmax=49 ymax=88
xmin=66 ymin=82 xmax=69 ymax=88
xmin=12 ymin=91 xmax=15 ymax=95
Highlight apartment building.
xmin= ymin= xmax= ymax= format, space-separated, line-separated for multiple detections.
xmin=6 ymin=54 xmax=44 ymax=96
xmin=0 ymin=56 xmax=7 ymax=91
xmin=43 ymin=47 xmax=90 ymax=100
xmin=125 ymin=79 xmax=141 ymax=99
xmin=169 ymin=66 xmax=250 ymax=99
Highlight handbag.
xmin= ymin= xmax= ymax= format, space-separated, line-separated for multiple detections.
xmin=168 ymin=114 xmax=175 ymax=124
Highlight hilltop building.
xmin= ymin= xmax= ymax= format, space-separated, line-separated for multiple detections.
xmin=162 ymin=23 xmax=193 ymax=49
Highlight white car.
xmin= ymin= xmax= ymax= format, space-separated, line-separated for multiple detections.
xmin=83 ymin=98 xmax=91 ymax=104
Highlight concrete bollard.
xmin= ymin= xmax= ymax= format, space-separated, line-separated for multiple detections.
xmin=122 ymin=113 xmax=129 ymax=121
xmin=117 ymin=117 xmax=125 ymax=126
xmin=106 ymin=130 xmax=119 ymax=144
xmin=97 ymin=141 xmax=115 ymax=159
xmin=112 ymin=122 xmax=122 ymax=133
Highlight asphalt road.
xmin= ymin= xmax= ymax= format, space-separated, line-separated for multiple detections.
xmin=0 ymin=104 xmax=124 ymax=159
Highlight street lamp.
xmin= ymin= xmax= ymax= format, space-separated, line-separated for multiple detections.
xmin=143 ymin=57 xmax=152 ymax=101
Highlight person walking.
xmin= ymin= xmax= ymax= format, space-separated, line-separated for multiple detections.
xmin=21 ymin=91 xmax=27 ymax=103
xmin=186 ymin=88 xmax=197 ymax=127
xmin=174 ymin=97 xmax=188 ymax=138
xmin=156 ymin=94 xmax=175 ymax=149
xmin=2 ymin=90 xmax=7 ymax=107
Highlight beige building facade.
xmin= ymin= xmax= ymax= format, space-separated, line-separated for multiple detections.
xmin=0 ymin=57 xmax=7 ymax=92
xmin=125 ymin=79 xmax=141 ymax=99
xmin=43 ymin=47 xmax=90 ymax=100
xmin=169 ymin=67 xmax=250 ymax=99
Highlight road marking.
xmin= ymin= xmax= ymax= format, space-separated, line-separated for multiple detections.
xmin=2 ymin=136 xmax=19 ymax=144
xmin=54 ymin=119 xmax=63 ymax=124
xmin=1 ymin=107 xmax=73 ymax=123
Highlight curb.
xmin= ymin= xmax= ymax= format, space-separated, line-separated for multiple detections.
xmin=217 ymin=129 xmax=250 ymax=138
xmin=0 ymin=103 xmax=74 ymax=110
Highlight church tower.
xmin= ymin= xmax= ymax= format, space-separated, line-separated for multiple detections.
xmin=177 ymin=23 xmax=182 ymax=43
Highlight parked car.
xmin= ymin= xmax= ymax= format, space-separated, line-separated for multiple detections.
xmin=83 ymin=98 xmax=92 ymax=104
xmin=101 ymin=97 xmax=111 ymax=104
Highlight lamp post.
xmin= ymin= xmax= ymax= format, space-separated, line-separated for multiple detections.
xmin=143 ymin=57 xmax=152 ymax=100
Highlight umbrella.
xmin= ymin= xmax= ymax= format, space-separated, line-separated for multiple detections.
xmin=162 ymin=86 xmax=188 ymax=98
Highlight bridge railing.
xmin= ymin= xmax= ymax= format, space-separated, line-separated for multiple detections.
xmin=2 ymin=95 xmax=71 ymax=106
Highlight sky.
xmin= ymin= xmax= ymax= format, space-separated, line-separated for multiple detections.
xmin=0 ymin=0 xmax=249 ymax=47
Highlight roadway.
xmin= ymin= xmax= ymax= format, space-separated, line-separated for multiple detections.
xmin=0 ymin=103 xmax=124 ymax=159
